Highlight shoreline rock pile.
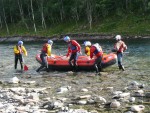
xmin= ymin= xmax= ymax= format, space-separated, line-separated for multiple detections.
xmin=0 ymin=77 xmax=149 ymax=113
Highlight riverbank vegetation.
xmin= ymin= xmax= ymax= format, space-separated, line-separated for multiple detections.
xmin=0 ymin=0 xmax=150 ymax=37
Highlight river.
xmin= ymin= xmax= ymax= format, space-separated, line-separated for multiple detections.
xmin=0 ymin=38 xmax=149 ymax=112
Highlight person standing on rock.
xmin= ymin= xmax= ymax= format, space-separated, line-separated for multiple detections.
xmin=112 ymin=35 xmax=127 ymax=71
xmin=36 ymin=40 xmax=53 ymax=72
xmin=90 ymin=43 xmax=103 ymax=75
xmin=83 ymin=41 xmax=91 ymax=56
xmin=64 ymin=36 xmax=82 ymax=72
xmin=14 ymin=40 xmax=27 ymax=71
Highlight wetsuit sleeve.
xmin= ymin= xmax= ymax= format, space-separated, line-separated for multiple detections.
xmin=22 ymin=46 xmax=27 ymax=56
xmin=47 ymin=45 xmax=52 ymax=56
xmin=72 ymin=40 xmax=81 ymax=52
xmin=14 ymin=46 xmax=19 ymax=54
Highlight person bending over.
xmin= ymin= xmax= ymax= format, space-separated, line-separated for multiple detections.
xmin=83 ymin=41 xmax=91 ymax=56
xmin=64 ymin=36 xmax=81 ymax=71
xmin=90 ymin=43 xmax=103 ymax=75
xmin=36 ymin=40 xmax=53 ymax=72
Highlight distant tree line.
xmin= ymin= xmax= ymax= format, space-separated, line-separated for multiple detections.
xmin=0 ymin=0 xmax=150 ymax=34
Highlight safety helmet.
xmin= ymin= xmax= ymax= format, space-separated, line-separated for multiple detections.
xmin=84 ymin=41 xmax=91 ymax=46
xmin=94 ymin=43 xmax=100 ymax=47
xmin=64 ymin=36 xmax=70 ymax=42
xmin=48 ymin=40 xmax=53 ymax=45
xmin=18 ymin=40 xmax=23 ymax=45
xmin=115 ymin=35 xmax=121 ymax=40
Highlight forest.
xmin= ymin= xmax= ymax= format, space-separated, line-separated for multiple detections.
xmin=0 ymin=0 xmax=150 ymax=36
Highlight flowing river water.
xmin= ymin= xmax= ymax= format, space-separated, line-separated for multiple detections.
xmin=0 ymin=38 xmax=150 ymax=112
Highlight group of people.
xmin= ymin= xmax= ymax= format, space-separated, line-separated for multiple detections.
xmin=14 ymin=34 xmax=127 ymax=75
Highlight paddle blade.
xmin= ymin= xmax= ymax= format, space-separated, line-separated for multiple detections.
xmin=24 ymin=65 xmax=28 ymax=71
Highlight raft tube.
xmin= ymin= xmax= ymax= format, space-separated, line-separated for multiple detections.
xmin=36 ymin=53 xmax=117 ymax=71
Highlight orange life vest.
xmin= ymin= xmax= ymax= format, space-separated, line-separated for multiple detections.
xmin=17 ymin=45 xmax=23 ymax=54
xmin=42 ymin=43 xmax=48 ymax=53
xmin=114 ymin=40 xmax=127 ymax=53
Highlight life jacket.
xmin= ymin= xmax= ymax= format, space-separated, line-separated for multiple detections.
xmin=114 ymin=40 xmax=127 ymax=53
xmin=42 ymin=43 xmax=48 ymax=53
xmin=69 ymin=40 xmax=77 ymax=50
xmin=91 ymin=44 xmax=103 ymax=58
xmin=93 ymin=44 xmax=102 ymax=54
xmin=66 ymin=40 xmax=81 ymax=56
xmin=17 ymin=45 xmax=23 ymax=54
xmin=68 ymin=40 xmax=78 ymax=53
xmin=85 ymin=46 xmax=90 ymax=56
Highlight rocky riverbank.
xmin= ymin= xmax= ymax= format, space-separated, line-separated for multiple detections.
xmin=0 ymin=70 xmax=149 ymax=113
xmin=0 ymin=34 xmax=150 ymax=43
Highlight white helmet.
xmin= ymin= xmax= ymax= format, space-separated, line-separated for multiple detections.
xmin=94 ymin=43 xmax=100 ymax=47
xmin=115 ymin=35 xmax=121 ymax=40
xmin=84 ymin=41 xmax=91 ymax=46
xmin=48 ymin=40 xmax=53 ymax=45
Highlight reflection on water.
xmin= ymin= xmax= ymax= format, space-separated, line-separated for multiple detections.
xmin=0 ymin=38 xmax=149 ymax=84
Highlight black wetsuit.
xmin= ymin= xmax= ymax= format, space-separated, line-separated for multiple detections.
xmin=36 ymin=52 xmax=48 ymax=72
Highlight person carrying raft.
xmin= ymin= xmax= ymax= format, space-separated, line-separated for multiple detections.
xmin=36 ymin=40 xmax=53 ymax=72
xmin=83 ymin=41 xmax=91 ymax=56
xmin=90 ymin=43 xmax=103 ymax=75
xmin=64 ymin=36 xmax=82 ymax=72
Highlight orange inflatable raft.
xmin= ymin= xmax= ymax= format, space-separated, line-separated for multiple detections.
xmin=36 ymin=53 xmax=117 ymax=71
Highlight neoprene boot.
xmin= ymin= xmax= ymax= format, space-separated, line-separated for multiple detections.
xmin=119 ymin=65 xmax=125 ymax=71
xmin=46 ymin=68 xmax=49 ymax=72
xmin=119 ymin=66 xmax=122 ymax=70
xmin=95 ymin=72 xmax=101 ymax=76
xmin=36 ymin=68 xmax=40 ymax=72
xmin=36 ymin=66 xmax=43 ymax=72
xmin=121 ymin=66 xmax=125 ymax=71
